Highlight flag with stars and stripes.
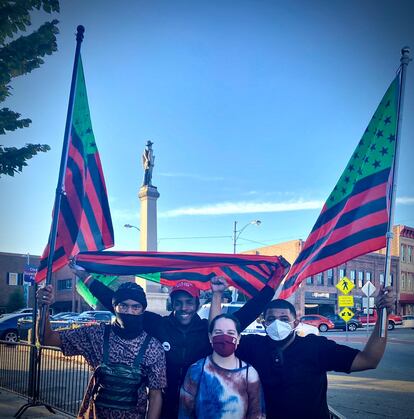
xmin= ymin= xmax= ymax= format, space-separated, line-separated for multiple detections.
xmin=279 ymin=75 xmax=400 ymax=299
xmin=35 ymin=56 xmax=114 ymax=283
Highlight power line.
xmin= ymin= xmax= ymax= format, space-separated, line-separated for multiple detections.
xmin=159 ymin=235 xmax=231 ymax=241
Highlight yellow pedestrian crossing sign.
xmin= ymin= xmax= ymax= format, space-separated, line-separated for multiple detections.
xmin=339 ymin=307 xmax=355 ymax=322
xmin=338 ymin=295 xmax=354 ymax=307
xmin=336 ymin=277 xmax=354 ymax=295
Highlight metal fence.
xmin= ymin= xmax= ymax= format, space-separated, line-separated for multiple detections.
xmin=0 ymin=341 xmax=92 ymax=417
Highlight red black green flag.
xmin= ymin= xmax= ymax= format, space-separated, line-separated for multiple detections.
xmin=75 ymin=251 xmax=290 ymax=298
xmin=279 ymin=75 xmax=400 ymax=299
xmin=35 ymin=56 xmax=114 ymax=282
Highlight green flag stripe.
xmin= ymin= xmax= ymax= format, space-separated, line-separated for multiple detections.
xmin=325 ymin=77 xmax=398 ymax=209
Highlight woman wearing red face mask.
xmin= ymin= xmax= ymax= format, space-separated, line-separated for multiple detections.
xmin=179 ymin=314 xmax=266 ymax=419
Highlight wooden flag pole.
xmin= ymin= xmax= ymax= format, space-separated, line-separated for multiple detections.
xmin=379 ymin=46 xmax=411 ymax=337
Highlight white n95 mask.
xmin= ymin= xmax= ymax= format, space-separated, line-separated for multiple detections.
xmin=266 ymin=319 xmax=294 ymax=341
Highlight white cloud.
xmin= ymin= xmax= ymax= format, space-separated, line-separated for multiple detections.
xmin=396 ymin=196 xmax=414 ymax=205
xmin=160 ymin=199 xmax=324 ymax=218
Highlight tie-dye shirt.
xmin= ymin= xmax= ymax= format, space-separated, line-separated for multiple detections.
xmin=179 ymin=356 xmax=266 ymax=419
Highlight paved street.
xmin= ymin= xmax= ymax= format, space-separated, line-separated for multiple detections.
xmin=326 ymin=327 xmax=414 ymax=418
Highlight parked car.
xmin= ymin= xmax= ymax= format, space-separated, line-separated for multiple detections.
xmin=299 ymin=315 xmax=335 ymax=332
xmin=402 ymin=315 xmax=414 ymax=328
xmin=73 ymin=311 xmax=115 ymax=326
xmin=0 ymin=313 xmax=33 ymax=342
xmin=325 ymin=314 xmax=362 ymax=332
xmin=50 ymin=312 xmax=78 ymax=321
xmin=198 ymin=303 xmax=319 ymax=337
xmin=0 ymin=308 xmax=33 ymax=320
xmin=12 ymin=308 xmax=33 ymax=314
xmin=17 ymin=313 xmax=78 ymax=341
xmin=357 ymin=309 xmax=403 ymax=330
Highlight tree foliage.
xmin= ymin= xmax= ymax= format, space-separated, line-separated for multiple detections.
xmin=0 ymin=0 xmax=60 ymax=177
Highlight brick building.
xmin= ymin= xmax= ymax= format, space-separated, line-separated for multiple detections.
xmin=0 ymin=252 xmax=90 ymax=314
xmin=0 ymin=252 xmax=40 ymax=314
xmin=376 ymin=225 xmax=414 ymax=314
xmin=243 ymin=225 xmax=411 ymax=316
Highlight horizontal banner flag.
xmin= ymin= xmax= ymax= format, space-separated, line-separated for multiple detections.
xmin=75 ymin=251 xmax=290 ymax=298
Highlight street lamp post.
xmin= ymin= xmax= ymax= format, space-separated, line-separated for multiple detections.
xmin=233 ymin=220 xmax=261 ymax=254
xmin=124 ymin=223 xmax=140 ymax=232
xmin=231 ymin=219 xmax=261 ymax=302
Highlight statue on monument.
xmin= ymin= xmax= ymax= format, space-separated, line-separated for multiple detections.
xmin=142 ymin=140 xmax=155 ymax=187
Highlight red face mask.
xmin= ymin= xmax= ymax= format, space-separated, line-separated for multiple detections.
xmin=212 ymin=334 xmax=237 ymax=357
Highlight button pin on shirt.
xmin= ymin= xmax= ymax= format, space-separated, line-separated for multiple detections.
xmin=162 ymin=341 xmax=171 ymax=352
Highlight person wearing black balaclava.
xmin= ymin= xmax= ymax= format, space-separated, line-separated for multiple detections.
xmin=38 ymin=282 xmax=167 ymax=419
xmin=112 ymin=282 xmax=147 ymax=340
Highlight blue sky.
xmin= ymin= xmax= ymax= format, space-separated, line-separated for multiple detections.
xmin=1 ymin=0 xmax=413 ymax=257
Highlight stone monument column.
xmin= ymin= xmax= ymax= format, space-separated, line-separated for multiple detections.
xmin=139 ymin=185 xmax=160 ymax=250
xmin=137 ymin=141 xmax=168 ymax=311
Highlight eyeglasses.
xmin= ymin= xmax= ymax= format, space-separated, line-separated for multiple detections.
xmin=116 ymin=303 xmax=142 ymax=314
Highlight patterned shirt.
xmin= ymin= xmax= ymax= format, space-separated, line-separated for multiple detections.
xmin=179 ymin=356 xmax=266 ymax=419
xmin=59 ymin=323 xmax=167 ymax=419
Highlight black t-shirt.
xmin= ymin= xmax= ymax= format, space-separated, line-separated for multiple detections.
xmin=237 ymin=333 xmax=359 ymax=419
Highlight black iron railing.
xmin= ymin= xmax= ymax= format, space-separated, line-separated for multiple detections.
xmin=0 ymin=341 xmax=91 ymax=417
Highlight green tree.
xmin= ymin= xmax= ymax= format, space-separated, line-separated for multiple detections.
xmin=0 ymin=0 xmax=59 ymax=177
xmin=7 ymin=289 xmax=25 ymax=312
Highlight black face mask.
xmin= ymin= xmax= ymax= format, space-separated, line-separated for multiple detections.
xmin=112 ymin=313 xmax=144 ymax=340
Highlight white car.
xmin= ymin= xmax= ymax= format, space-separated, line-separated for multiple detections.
xmin=402 ymin=315 xmax=414 ymax=328
xmin=197 ymin=303 xmax=319 ymax=337
xmin=198 ymin=303 xmax=266 ymax=335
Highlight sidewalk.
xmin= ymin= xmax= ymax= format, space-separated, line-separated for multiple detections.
xmin=0 ymin=389 xmax=73 ymax=419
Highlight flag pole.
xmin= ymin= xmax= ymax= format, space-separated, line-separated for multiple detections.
xmin=379 ymin=46 xmax=411 ymax=337
xmin=39 ymin=25 xmax=85 ymax=341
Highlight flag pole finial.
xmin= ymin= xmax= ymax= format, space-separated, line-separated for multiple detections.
xmin=76 ymin=25 xmax=85 ymax=42
xmin=401 ymin=46 xmax=411 ymax=64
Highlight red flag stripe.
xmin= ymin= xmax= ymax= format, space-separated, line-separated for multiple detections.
xmin=303 ymin=182 xmax=387 ymax=250
xmin=288 ymin=209 xmax=388 ymax=278
xmin=279 ymin=236 xmax=385 ymax=298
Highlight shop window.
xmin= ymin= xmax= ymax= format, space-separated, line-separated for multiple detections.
xmin=57 ymin=278 xmax=72 ymax=291
xmin=327 ymin=269 xmax=334 ymax=286
xmin=358 ymin=271 xmax=364 ymax=288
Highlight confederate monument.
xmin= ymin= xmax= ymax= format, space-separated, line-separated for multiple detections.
xmin=142 ymin=140 xmax=155 ymax=187
xmin=139 ymin=141 xmax=160 ymax=251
